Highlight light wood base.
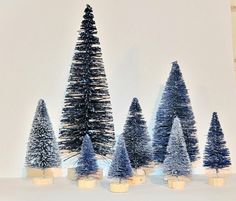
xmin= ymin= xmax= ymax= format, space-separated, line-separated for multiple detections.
xmin=168 ymin=180 xmax=185 ymax=190
xmin=110 ymin=182 xmax=129 ymax=193
xmin=26 ymin=167 xmax=61 ymax=178
xmin=78 ymin=178 xmax=97 ymax=189
xmin=136 ymin=168 xmax=145 ymax=176
xmin=67 ymin=168 xmax=77 ymax=180
xmin=142 ymin=167 xmax=154 ymax=175
xmin=32 ymin=177 xmax=53 ymax=186
xmin=67 ymin=168 xmax=103 ymax=180
xmin=166 ymin=175 xmax=191 ymax=183
xmin=128 ymin=175 xmax=146 ymax=185
xmin=45 ymin=168 xmax=62 ymax=177
xmin=208 ymin=177 xmax=225 ymax=187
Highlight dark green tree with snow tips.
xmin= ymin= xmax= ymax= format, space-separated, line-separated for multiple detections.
xmin=59 ymin=5 xmax=115 ymax=158
xmin=203 ymin=112 xmax=231 ymax=173
xmin=152 ymin=61 xmax=199 ymax=163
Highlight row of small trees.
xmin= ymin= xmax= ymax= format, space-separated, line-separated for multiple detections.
xmin=25 ymin=99 xmax=231 ymax=185
xmin=25 ymin=4 xmax=231 ymax=186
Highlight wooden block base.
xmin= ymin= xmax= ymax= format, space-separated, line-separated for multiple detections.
xmin=208 ymin=177 xmax=225 ymax=187
xmin=68 ymin=168 xmax=103 ymax=180
xmin=45 ymin=168 xmax=62 ymax=177
xmin=26 ymin=167 xmax=61 ymax=178
xmin=136 ymin=168 xmax=145 ymax=176
xmin=78 ymin=178 xmax=97 ymax=189
xmin=168 ymin=180 xmax=185 ymax=190
xmin=128 ymin=175 xmax=146 ymax=185
xmin=32 ymin=177 xmax=53 ymax=186
xmin=67 ymin=168 xmax=77 ymax=180
xmin=110 ymin=182 xmax=129 ymax=193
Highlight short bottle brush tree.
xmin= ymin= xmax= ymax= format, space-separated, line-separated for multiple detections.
xmin=108 ymin=134 xmax=133 ymax=182
xmin=123 ymin=98 xmax=153 ymax=173
xmin=108 ymin=135 xmax=133 ymax=192
xmin=76 ymin=134 xmax=98 ymax=188
xmin=163 ymin=117 xmax=191 ymax=183
xmin=59 ymin=4 xmax=115 ymax=160
xmin=76 ymin=134 xmax=98 ymax=178
xmin=203 ymin=112 xmax=231 ymax=177
xmin=25 ymin=99 xmax=61 ymax=182
xmin=153 ymin=61 xmax=199 ymax=163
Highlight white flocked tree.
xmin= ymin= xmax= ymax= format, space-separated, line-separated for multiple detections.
xmin=163 ymin=117 xmax=191 ymax=179
xmin=25 ymin=99 xmax=61 ymax=172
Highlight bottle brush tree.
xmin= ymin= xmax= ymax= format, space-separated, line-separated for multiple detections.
xmin=59 ymin=4 xmax=115 ymax=159
xmin=153 ymin=61 xmax=199 ymax=163
xmin=75 ymin=134 xmax=98 ymax=178
xmin=25 ymin=99 xmax=61 ymax=172
xmin=108 ymin=135 xmax=133 ymax=183
xmin=123 ymin=98 xmax=153 ymax=170
xmin=163 ymin=117 xmax=191 ymax=179
xmin=203 ymin=112 xmax=231 ymax=176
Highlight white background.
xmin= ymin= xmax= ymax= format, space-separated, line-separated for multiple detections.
xmin=0 ymin=0 xmax=235 ymax=177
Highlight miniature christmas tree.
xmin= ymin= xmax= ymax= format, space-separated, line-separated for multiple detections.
xmin=59 ymin=4 xmax=115 ymax=159
xmin=163 ymin=117 xmax=191 ymax=178
xmin=123 ymin=98 xmax=153 ymax=170
xmin=108 ymin=135 xmax=133 ymax=182
xmin=153 ymin=61 xmax=199 ymax=163
xmin=76 ymin=134 xmax=98 ymax=177
xmin=25 ymin=99 xmax=61 ymax=170
xmin=203 ymin=112 xmax=231 ymax=175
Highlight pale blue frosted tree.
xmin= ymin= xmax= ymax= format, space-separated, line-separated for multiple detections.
xmin=163 ymin=117 xmax=191 ymax=178
xmin=76 ymin=135 xmax=98 ymax=177
xmin=108 ymin=135 xmax=133 ymax=182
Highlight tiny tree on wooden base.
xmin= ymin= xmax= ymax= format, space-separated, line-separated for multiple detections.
xmin=108 ymin=135 xmax=133 ymax=193
xmin=25 ymin=99 xmax=61 ymax=185
xmin=204 ymin=112 xmax=231 ymax=187
xmin=163 ymin=117 xmax=191 ymax=190
xmin=76 ymin=135 xmax=98 ymax=189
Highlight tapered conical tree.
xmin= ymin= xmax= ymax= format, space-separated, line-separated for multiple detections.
xmin=163 ymin=117 xmax=191 ymax=177
xmin=123 ymin=98 xmax=153 ymax=169
xmin=25 ymin=99 xmax=61 ymax=169
xmin=153 ymin=61 xmax=199 ymax=163
xmin=108 ymin=135 xmax=133 ymax=181
xmin=76 ymin=135 xmax=98 ymax=177
xmin=203 ymin=112 xmax=231 ymax=174
xmin=59 ymin=5 xmax=115 ymax=159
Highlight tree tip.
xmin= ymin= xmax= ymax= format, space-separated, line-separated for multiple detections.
xmin=172 ymin=60 xmax=178 ymax=65
xmin=212 ymin=112 xmax=218 ymax=119
xmin=38 ymin=99 xmax=45 ymax=105
xmin=85 ymin=4 xmax=92 ymax=11
xmin=132 ymin=97 xmax=139 ymax=103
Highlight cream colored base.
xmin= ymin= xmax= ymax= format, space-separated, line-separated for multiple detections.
xmin=136 ymin=168 xmax=145 ymax=176
xmin=166 ymin=175 xmax=191 ymax=183
xmin=110 ymin=182 xmax=129 ymax=193
xmin=26 ymin=167 xmax=61 ymax=178
xmin=168 ymin=180 xmax=185 ymax=190
xmin=208 ymin=177 xmax=225 ymax=187
xmin=128 ymin=175 xmax=146 ymax=185
xmin=67 ymin=168 xmax=103 ymax=180
xmin=78 ymin=178 xmax=97 ymax=189
xmin=67 ymin=168 xmax=77 ymax=180
xmin=142 ymin=167 xmax=154 ymax=175
xmin=32 ymin=177 xmax=53 ymax=186
xmin=45 ymin=168 xmax=62 ymax=177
